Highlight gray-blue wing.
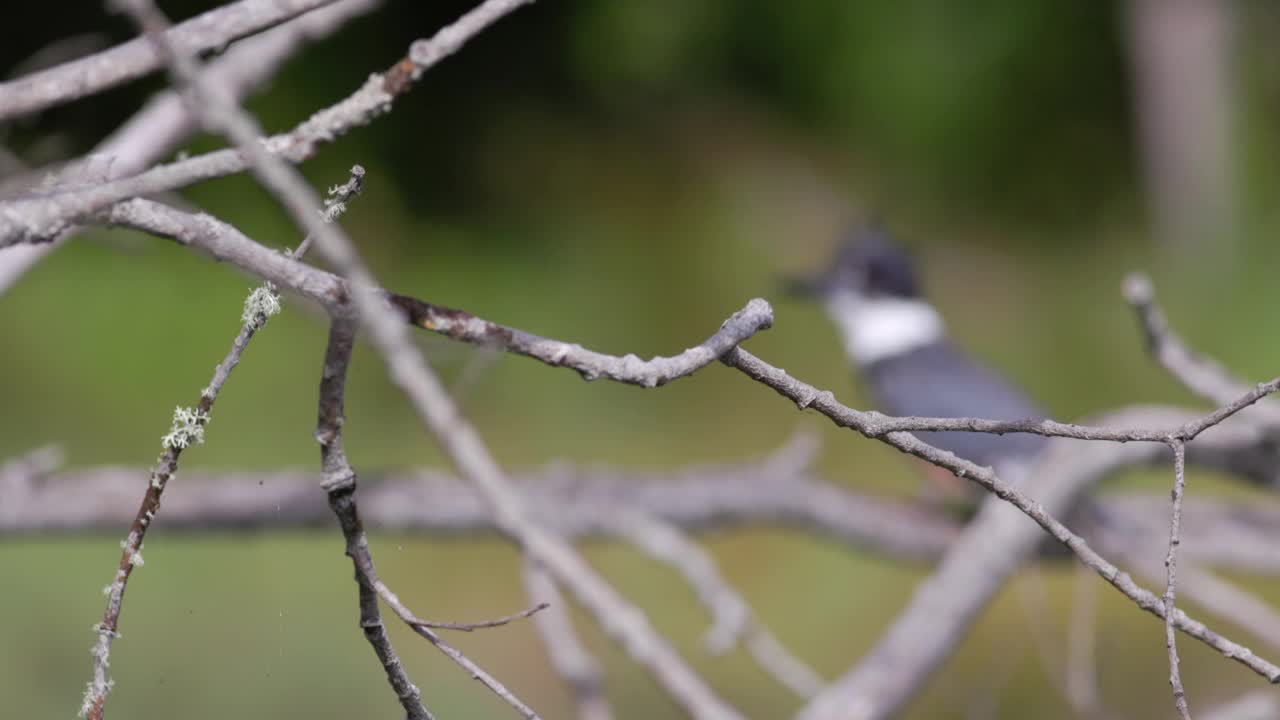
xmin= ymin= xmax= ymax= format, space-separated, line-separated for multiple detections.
xmin=862 ymin=342 xmax=1048 ymax=467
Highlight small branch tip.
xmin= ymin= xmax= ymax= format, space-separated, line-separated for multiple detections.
xmin=1123 ymin=272 xmax=1154 ymax=305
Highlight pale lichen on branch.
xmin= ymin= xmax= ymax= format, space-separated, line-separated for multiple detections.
xmin=78 ymin=163 xmax=364 ymax=720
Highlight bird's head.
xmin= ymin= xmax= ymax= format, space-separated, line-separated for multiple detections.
xmin=787 ymin=224 xmax=943 ymax=366
xmin=787 ymin=224 xmax=922 ymax=302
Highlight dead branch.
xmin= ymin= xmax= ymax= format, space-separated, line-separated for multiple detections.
xmin=1164 ymin=440 xmax=1191 ymax=719
xmin=614 ymin=511 xmax=825 ymax=698
xmin=0 ymin=0 xmax=380 ymax=295
xmin=1125 ymin=272 xmax=1280 ymax=426
xmin=120 ymin=1 xmax=745 ymax=714
xmin=78 ymin=163 xmax=363 ymax=720
xmin=0 ymin=0 xmax=341 ymax=122
xmin=6 ymin=439 xmax=1279 ymax=574
xmin=0 ymin=0 xmax=532 ymax=246
xmin=522 ymin=561 xmax=616 ymax=720
xmin=316 ymin=316 xmax=533 ymax=718
xmin=718 ymin=348 xmax=1280 ymax=720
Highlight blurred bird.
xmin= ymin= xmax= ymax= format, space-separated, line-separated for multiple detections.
xmin=789 ymin=225 xmax=1047 ymax=502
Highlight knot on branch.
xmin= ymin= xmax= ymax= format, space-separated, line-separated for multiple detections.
xmin=321 ymin=468 xmax=357 ymax=493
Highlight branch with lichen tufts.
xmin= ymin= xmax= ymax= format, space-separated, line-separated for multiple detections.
xmin=80 ymin=165 xmax=363 ymax=720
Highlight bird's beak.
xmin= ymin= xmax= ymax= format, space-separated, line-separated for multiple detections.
xmin=781 ymin=271 xmax=831 ymax=299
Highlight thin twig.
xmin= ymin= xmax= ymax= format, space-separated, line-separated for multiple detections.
xmin=0 ymin=444 xmax=63 ymax=496
xmin=1099 ymin=538 xmax=1280 ymax=653
xmin=98 ymin=198 xmax=1280 ymax=446
xmin=102 ymin=196 xmax=778 ymax=391
xmin=352 ymin=559 xmax=433 ymax=720
xmin=1012 ymin=567 xmax=1072 ymax=711
xmin=1125 ymin=273 xmax=1280 ymax=427
xmin=1065 ymin=561 xmax=1103 ymax=718
xmin=388 ymin=294 xmax=773 ymax=387
xmin=0 ymin=0 xmax=537 ymax=246
xmin=342 ymin=286 xmax=751 ymax=716
xmin=1201 ymin=690 xmax=1280 ymax=720
xmin=101 ymin=198 xmax=1280 ymax=456
xmin=9 ymin=430 xmax=1280 ymax=572
xmin=318 ymin=317 xmax=531 ymax=718
xmin=411 ymin=603 xmax=549 ymax=632
xmin=1165 ymin=440 xmax=1192 ymax=719
xmin=105 ymin=199 xmax=348 ymax=306
xmin=102 ymin=199 xmax=1280 ymax=448
xmin=0 ymin=448 xmax=952 ymax=552
xmin=522 ymin=561 xmax=615 ymax=720
xmin=0 ymin=0 xmax=340 ymax=122
xmin=615 ymin=512 xmax=824 ymax=698
xmin=80 ymin=358 xmax=218 ymax=720
xmin=449 ymin=344 xmax=502 ymax=409
xmin=110 ymin=0 xmax=745 ymax=708
xmin=78 ymin=162 xmax=361 ymax=720
xmin=719 ymin=348 xmax=1280 ymax=694
xmin=0 ymin=0 xmax=381 ymax=296
xmin=832 ymin=378 xmax=1280 ymax=445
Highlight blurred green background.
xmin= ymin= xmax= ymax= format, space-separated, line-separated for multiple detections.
xmin=3 ymin=1 xmax=1280 ymax=718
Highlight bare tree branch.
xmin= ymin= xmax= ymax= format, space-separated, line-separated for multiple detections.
xmin=8 ymin=446 xmax=1280 ymax=574
xmin=1164 ymin=440 xmax=1192 ymax=719
xmin=100 ymin=194 xmax=778 ymax=394
xmin=0 ymin=0 xmax=341 ymax=122
xmin=77 ymin=161 xmax=362 ymax=720
xmin=120 ymin=1 xmax=745 ymax=714
xmin=1099 ymin=538 xmax=1280 ymax=653
xmin=1065 ymin=562 xmax=1104 ymax=719
xmin=93 ymin=0 xmax=381 ymax=177
xmin=1124 ymin=272 xmax=1280 ymax=426
xmin=336 ymin=286 xmax=750 ymax=716
xmin=0 ymin=451 xmax=949 ymax=551
xmin=412 ymin=604 xmax=550 ymax=632
xmin=718 ymin=348 xmax=1280 ymax=720
xmin=0 ymin=0 xmax=534 ymax=246
xmin=1202 ymin=690 xmax=1280 ymax=720
xmin=614 ymin=512 xmax=825 ymax=698
xmin=388 ymin=295 xmax=773 ymax=388
xmin=95 ymin=201 xmax=1280 ymax=470
xmin=0 ymin=0 xmax=381 ymax=295
xmin=522 ymin=561 xmax=615 ymax=720
xmin=10 ymin=407 xmax=1279 ymax=716
xmin=106 ymin=198 xmax=346 ymax=301
xmin=823 ymin=377 xmax=1280 ymax=445
xmin=317 ymin=316 xmax=530 ymax=718
xmin=321 ymin=294 xmax=746 ymax=716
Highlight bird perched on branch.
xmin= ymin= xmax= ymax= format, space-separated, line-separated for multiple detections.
xmin=789 ymin=225 xmax=1047 ymax=502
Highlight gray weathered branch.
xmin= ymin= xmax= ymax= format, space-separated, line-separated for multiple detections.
xmin=0 ymin=0 xmax=532 ymax=247
xmin=0 ymin=0 xmax=382 ymax=295
xmin=718 ymin=349 xmax=1280 ymax=720
xmin=316 ymin=315 xmax=530 ymax=718
xmin=101 ymin=197 xmax=777 ymax=391
xmin=78 ymin=162 xmax=365 ymax=720
xmin=522 ymin=561 xmax=615 ymax=720
xmin=614 ymin=511 xmax=825 ymax=698
xmin=6 ymin=437 xmax=1279 ymax=575
xmin=0 ymin=0 xmax=341 ymax=122
xmin=1125 ymin=272 xmax=1280 ymax=427
xmin=128 ymin=0 xmax=744 ymax=713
